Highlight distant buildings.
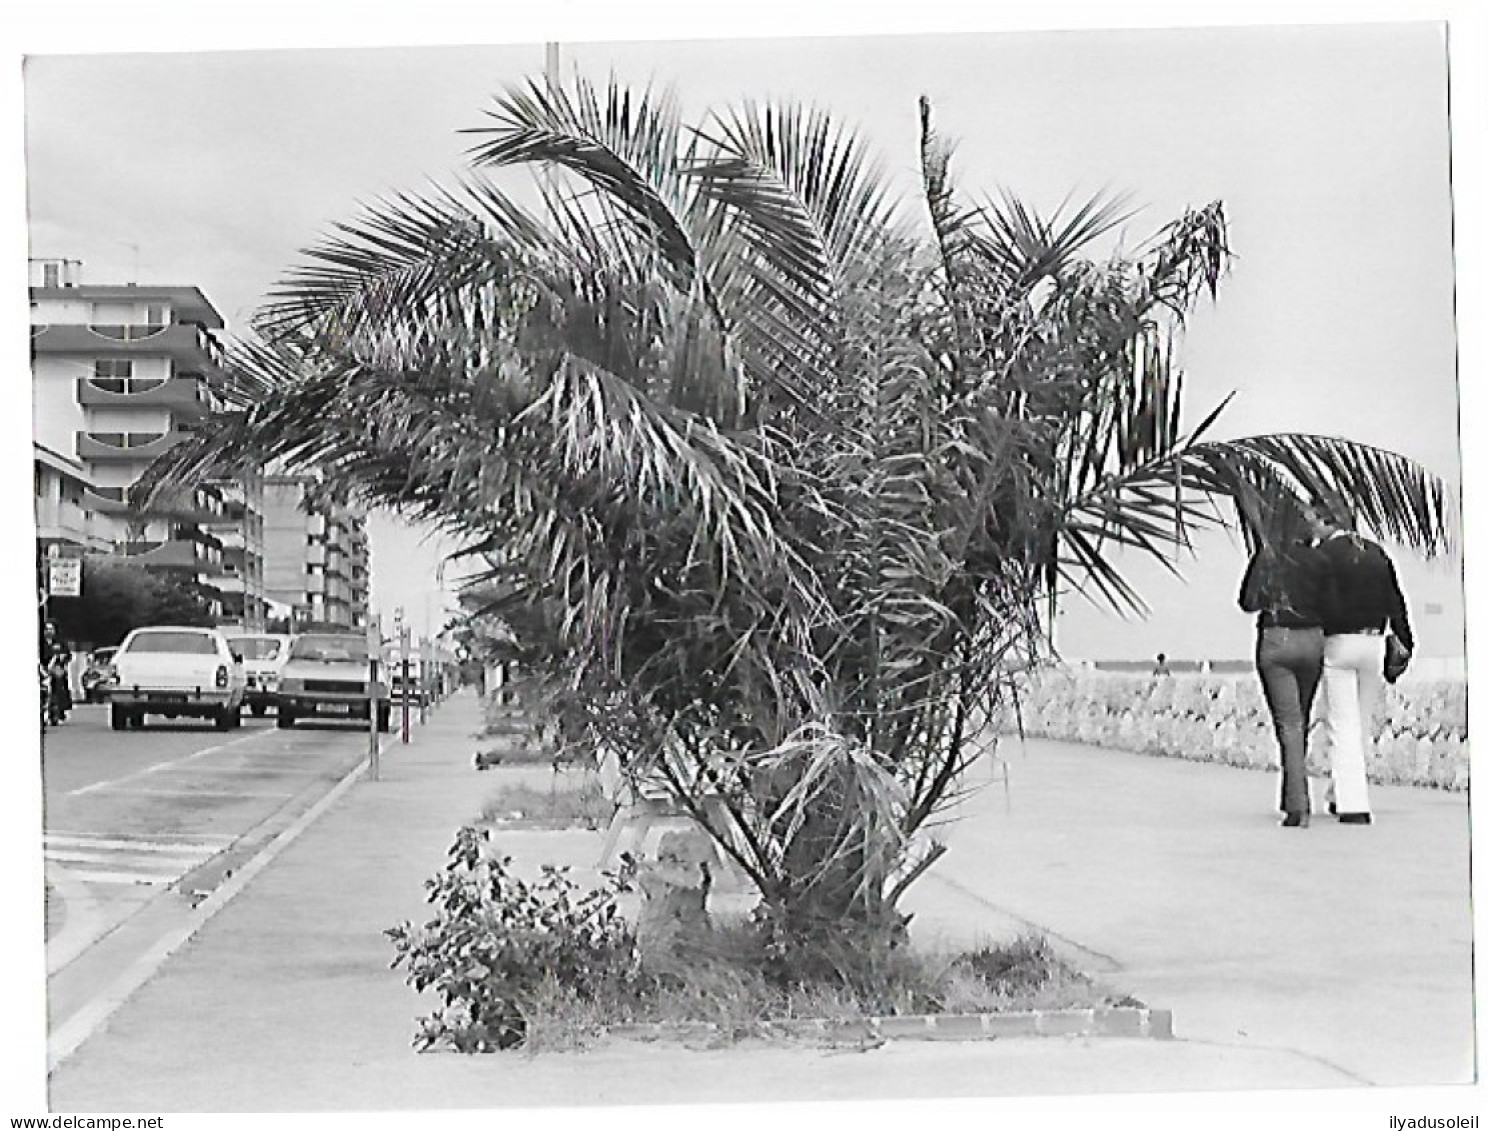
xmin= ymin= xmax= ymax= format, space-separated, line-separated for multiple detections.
xmin=261 ymin=469 xmax=372 ymax=631
xmin=29 ymin=258 xmax=267 ymax=627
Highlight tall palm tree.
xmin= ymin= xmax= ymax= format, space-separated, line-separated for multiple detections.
xmin=146 ymin=75 xmax=1451 ymax=967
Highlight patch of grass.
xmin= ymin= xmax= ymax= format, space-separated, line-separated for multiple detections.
xmin=520 ymin=918 xmax=1132 ymax=1051
xmin=478 ymin=778 xmax=613 ymax=830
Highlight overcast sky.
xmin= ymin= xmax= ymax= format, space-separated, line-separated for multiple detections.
xmin=17 ymin=17 xmax=1472 ymax=660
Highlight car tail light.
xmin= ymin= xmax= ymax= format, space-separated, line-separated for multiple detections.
xmin=215 ymin=665 xmax=229 ymax=688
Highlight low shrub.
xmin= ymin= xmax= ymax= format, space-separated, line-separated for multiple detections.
xmin=386 ymin=826 xmax=648 ymax=1052
xmin=389 ymin=830 xmax=1129 ymax=1052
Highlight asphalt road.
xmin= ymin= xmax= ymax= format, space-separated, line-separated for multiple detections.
xmin=41 ymin=701 xmax=375 ymax=1045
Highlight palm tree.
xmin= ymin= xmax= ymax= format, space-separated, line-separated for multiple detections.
xmin=146 ymin=75 xmax=1451 ymax=972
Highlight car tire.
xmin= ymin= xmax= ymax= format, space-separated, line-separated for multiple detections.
xmin=251 ymin=703 xmax=267 ymax=717
xmin=110 ymin=704 xmax=128 ymax=731
xmin=214 ymin=708 xmax=233 ymax=731
xmin=229 ymin=706 xmax=243 ymax=729
xmin=277 ymin=708 xmax=296 ymax=729
xmin=130 ymin=710 xmax=145 ymax=729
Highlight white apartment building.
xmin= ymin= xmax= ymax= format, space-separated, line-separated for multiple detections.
xmin=261 ymin=470 xmax=371 ymax=631
xmin=29 ymin=258 xmax=267 ymax=627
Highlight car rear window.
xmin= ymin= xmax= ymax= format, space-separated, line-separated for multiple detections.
xmin=231 ymin=638 xmax=283 ymax=661
xmin=291 ymin=636 xmax=369 ymax=662
xmin=124 ymin=632 xmax=219 ymax=655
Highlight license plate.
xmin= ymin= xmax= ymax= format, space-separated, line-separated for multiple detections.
xmin=317 ymin=703 xmax=353 ymax=716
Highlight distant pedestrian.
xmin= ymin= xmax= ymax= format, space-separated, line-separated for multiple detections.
xmin=1151 ymin=652 xmax=1172 ymax=677
xmin=1311 ymin=501 xmax=1414 ymax=825
xmin=1238 ymin=504 xmax=1327 ymax=827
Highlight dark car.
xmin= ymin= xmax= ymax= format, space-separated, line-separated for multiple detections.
xmin=275 ymin=633 xmax=389 ymax=731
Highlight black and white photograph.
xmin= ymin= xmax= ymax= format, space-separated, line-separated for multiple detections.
xmin=6 ymin=5 xmax=1483 ymax=1127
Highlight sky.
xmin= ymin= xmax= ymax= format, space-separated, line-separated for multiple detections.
xmin=14 ymin=15 xmax=1474 ymax=663
xmin=5 ymin=4 xmax=1486 ymax=1125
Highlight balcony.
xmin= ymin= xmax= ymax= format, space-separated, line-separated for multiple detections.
xmin=34 ymin=499 xmax=112 ymax=550
xmin=75 ymin=375 xmax=210 ymax=419
xmin=32 ymin=322 xmax=223 ymax=368
xmin=119 ymin=538 xmax=223 ymax=575
xmin=82 ymin=485 xmax=132 ymax=515
xmin=76 ymin=430 xmax=181 ymax=462
xmin=149 ymin=486 xmax=226 ymax=525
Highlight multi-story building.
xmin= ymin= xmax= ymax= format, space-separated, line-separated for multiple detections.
xmin=261 ymin=469 xmax=371 ymax=631
xmin=34 ymin=441 xmax=114 ymax=555
xmin=29 ymin=258 xmax=266 ymax=626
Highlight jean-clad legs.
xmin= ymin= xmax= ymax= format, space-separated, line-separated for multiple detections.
xmin=1320 ymin=633 xmax=1386 ymax=815
xmin=1255 ymin=626 xmax=1324 ymax=816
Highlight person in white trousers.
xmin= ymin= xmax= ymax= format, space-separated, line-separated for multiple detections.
xmin=1310 ymin=506 xmax=1415 ymax=825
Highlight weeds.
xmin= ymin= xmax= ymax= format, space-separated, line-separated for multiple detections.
xmin=479 ymin=779 xmax=612 ymax=830
xmin=389 ymin=831 xmax=1132 ymax=1053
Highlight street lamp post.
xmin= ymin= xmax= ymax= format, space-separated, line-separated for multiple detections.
xmin=395 ymin=607 xmax=411 ymax=745
xmin=365 ymin=615 xmax=382 ymax=782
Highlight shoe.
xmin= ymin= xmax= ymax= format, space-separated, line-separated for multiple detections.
xmin=1338 ymin=812 xmax=1373 ymax=825
xmin=1327 ymin=802 xmax=1338 ymax=816
xmin=1281 ymin=813 xmax=1310 ymax=828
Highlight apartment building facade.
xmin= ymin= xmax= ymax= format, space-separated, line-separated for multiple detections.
xmin=29 ymin=258 xmax=268 ymax=627
xmin=261 ymin=470 xmax=371 ymax=631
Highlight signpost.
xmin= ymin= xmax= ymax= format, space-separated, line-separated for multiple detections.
xmin=395 ymin=607 xmax=411 ymax=745
xmin=418 ymin=637 xmax=430 ymax=725
xmin=365 ymin=615 xmax=382 ymax=782
xmin=47 ymin=557 xmax=82 ymax=598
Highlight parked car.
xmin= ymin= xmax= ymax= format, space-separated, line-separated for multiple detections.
xmin=104 ymin=627 xmax=246 ymax=731
xmin=80 ymin=646 xmax=119 ymax=703
xmin=223 ymin=632 xmax=291 ymax=716
xmin=276 ymin=633 xmax=389 ymax=731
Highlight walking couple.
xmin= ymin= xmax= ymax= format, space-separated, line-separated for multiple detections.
xmin=1239 ymin=496 xmax=1414 ymax=828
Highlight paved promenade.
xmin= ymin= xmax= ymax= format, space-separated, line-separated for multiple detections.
xmin=44 ymin=692 xmax=1477 ymax=1112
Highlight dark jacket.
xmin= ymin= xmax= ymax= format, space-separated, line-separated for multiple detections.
xmin=1312 ymin=532 xmax=1414 ymax=651
xmin=1239 ymin=541 xmax=1323 ymax=628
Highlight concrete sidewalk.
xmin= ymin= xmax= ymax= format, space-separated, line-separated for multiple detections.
xmin=47 ymin=693 xmax=1477 ymax=1111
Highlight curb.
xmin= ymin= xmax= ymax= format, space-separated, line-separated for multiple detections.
xmin=47 ymin=748 xmax=374 ymax=1073
xmin=611 ymin=1005 xmax=1173 ymax=1044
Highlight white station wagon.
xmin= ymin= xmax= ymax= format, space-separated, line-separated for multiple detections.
xmin=105 ymin=626 xmax=247 ymax=731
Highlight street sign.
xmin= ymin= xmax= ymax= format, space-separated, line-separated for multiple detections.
xmin=47 ymin=558 xmax=82 ymax=597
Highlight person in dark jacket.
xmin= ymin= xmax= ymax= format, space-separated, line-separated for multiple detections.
xmin=1310 ymin=505 xmax=1415 ymax=825
xmin=1238 ymin=505 xmax=1328 ymax=827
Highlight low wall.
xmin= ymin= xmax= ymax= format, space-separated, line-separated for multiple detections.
xmin=1007 ymin=670 xmax=1469 ymax=791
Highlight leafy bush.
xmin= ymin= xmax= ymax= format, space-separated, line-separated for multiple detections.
xmin=386 ymin=826 xmax=647 ymax=1052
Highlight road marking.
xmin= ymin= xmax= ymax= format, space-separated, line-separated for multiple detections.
xmin=56 ymin=869 xmax=183 ymax=886
xmin=66 ymin=729 xmax=277 ymax=797
xmin=48 ymin=747 xmax=375 ymax=1072
xmin=96 ymin=787 xmax=297 ymax=799
xmin=45 ymin=832 xmax=232 ymax=887
xmin=45 ymin=832 xmax=235 ymax=853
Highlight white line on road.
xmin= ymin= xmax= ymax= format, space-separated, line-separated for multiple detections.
xmin=66 ymin=728 xmax=278 ymax=797
xmin=45 ymin=848 xmax=208 ymax=867
xmin=47 ymin=748 xmax=375 ymax=1072
xmin=45 ymin=832 xmax=234 ymax=852
xmin=56 ymin=869 xmax=183 ymax=887
xmin=95 ymin=787 xmax=298 ymax=799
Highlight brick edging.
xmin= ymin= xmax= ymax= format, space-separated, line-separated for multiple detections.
xmin=610 ymin=1005 xmax=1172 ymax=1043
